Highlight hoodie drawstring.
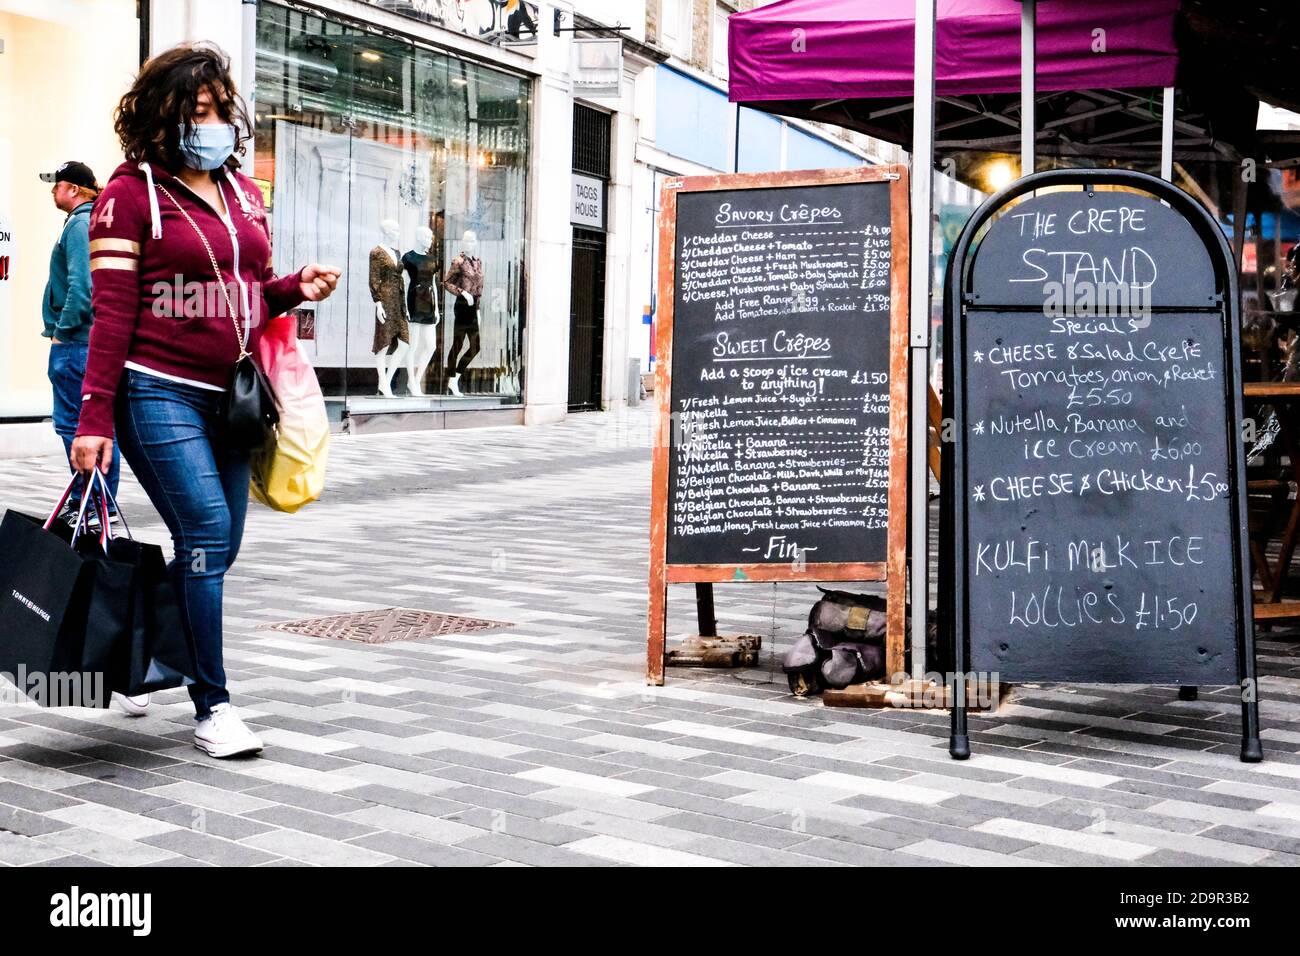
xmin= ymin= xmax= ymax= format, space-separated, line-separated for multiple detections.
xmin=139 ymin=162 xmax=163 ymax=239
xmin=223 ymin=167 xmax=252 ymax=215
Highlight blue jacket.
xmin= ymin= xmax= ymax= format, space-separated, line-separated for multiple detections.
xmin=41 ymin=201 xmax=94 ymax=343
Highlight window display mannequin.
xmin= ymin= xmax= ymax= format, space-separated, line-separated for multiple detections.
xmin=442 ymin=229 xmax=484 ymax=397
xmin=369 ymin=218 xmax=410 ymax=397
xmin=401 ymin=226 xmax=441 ymax=397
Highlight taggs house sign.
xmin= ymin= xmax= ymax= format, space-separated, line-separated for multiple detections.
xmin=942 ymin=169 xmax=1262 ymax=762
xmin=647 ymin=166 xmax=910 ymax=684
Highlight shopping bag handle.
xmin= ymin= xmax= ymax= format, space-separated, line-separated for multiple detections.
xmin=91 ymin=470 xmax=132 ymax=541
xmin=68 ymin=482 xmax=108 ymax=551
xmin=43 ymin=473 xmax=82 ymax=530
xmin=45 ymin=472 xmax=112 ymax=552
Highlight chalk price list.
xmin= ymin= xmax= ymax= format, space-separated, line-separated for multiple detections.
xmin=966 ymin=313 xmax=1230 ymax=634
xmin=669 ymin=195 xmax=893 ymax=565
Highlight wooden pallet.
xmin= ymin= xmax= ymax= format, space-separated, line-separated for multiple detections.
xmin=822 ymin=677 xmax=1006 ymax=710
xmin=665 ymin=634 xmax=762 ymax=668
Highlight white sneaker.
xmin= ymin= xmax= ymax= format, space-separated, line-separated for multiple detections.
xmin=112 ymin=692 xmax=150 ymax=716
xmin=447 ymin=373 xmax=461 ymax=396
xmin=194 ymin=703 xmax=263 ymax=759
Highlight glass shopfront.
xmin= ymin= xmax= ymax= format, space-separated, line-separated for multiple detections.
xmin=254 ymin=2 xmax=530 ymax=417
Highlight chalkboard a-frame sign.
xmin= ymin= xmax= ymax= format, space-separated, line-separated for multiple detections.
xmin=942 ymin=169 xmax=1262 ymax=762
xmin=647 ymin=166 xmax=910 ymax=685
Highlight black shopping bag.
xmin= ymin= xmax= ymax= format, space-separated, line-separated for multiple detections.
xmin=92 ymin=474 xmax=197 ymax=697
xmin=0 ymin=478 xmax=116 ymax=707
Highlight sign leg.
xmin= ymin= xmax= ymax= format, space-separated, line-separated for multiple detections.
xmin=647 ymin=568 xmax=667 ymax=686
xmin=695 ymin=583 xmax=717 ymax=637
xmin=1240 ymin=599 xmax=1263 ymax=761
xmin=949 ymin=624 xmax=970 ymax=760
xmin=1242 ymin=697 xmax=1263 ymax=762
xmin=950 ymin=678 xmax=970 ymax=759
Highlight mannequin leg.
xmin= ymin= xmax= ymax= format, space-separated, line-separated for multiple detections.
xmin=374 ymin=351 xmax=393 ymax=398
xmin=446 ymin=324 xmax=467 ymax=396
xmin=407 ymin=324 xmax=437 ymax=396
xmin=386 ymin=340 xmax=410 ymax=395
xmin=453 ymin=319 xmax=482 ymax=394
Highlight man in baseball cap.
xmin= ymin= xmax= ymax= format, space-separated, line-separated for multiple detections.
xmin=41 ymin=159 xmax=118 ymax=524
xmin=39 ymin=160 xmax=100 ymax=193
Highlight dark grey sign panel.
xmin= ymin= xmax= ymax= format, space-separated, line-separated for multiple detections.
xmin=964 ymin=309 xmax=1238 ymax=683
xmin=970 ymin=191 xmax=1218 ymax=309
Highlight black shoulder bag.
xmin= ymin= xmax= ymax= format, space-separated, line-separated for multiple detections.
xmin=155 ymin=183 xmax=279 ymax=450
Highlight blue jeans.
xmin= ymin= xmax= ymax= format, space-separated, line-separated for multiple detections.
xmin=49 ymin=341 xmax=120 ymax=506
xmin=115 ymin=369 xmax=250 ymax=719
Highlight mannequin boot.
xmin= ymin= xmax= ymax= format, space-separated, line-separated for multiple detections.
xmin=447 ymin=373 xmax=462 ymax=397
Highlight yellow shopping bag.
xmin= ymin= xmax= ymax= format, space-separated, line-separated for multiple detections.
xmin=250 ymin=315 xmax=329 ymax=513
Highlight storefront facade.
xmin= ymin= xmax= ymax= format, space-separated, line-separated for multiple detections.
xmin=0 ymin=0 xmax=594 ymax=451
xmin=0 ymin=0 xmax=892 ymax=454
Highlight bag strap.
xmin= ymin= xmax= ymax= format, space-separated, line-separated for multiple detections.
xmin=44 ymin=473 xmax=82 ymax=530
xmin=153 ymin=182 xmax=247 ymax=360
xmin=67 ymin=479 xmax=109 ymax=552
xmin=91 ymin=470 xmax=132 ymax=542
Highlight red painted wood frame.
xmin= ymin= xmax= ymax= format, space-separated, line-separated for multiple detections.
xmin=646 ymin=165 xmax=912 ymax=685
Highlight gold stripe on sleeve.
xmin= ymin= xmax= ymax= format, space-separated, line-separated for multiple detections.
xmin=89 ymin=238 xmax=140 ymax=254
xmin=90 ymin=256 xmax=139 ymax=272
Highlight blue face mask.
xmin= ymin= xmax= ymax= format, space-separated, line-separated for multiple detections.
xmin=177 ymin=123 xmax=237 ymax=171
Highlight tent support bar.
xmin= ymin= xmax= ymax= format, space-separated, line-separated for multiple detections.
xmin=910 ymin=0 xmax=937 ymax=682
xmin=1161 ymin=86 xmax=1175 ymax=181
xmin=1020 ymin=0 xmax=1035 ymax=176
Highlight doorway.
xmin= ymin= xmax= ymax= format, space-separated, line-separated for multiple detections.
xmin=568 ymin=103 xmax=611 ymax=411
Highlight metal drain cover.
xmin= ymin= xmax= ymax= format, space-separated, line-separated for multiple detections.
xmin=265 ymin=608 xmax=512 ymax=645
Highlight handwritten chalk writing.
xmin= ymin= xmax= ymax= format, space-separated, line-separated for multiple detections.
xmin=713 ymin=201 xmax=845 ymax=227
xmin=1009 ymin=247 xmax=1158 ymax=288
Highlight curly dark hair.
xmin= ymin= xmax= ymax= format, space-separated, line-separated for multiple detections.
xmin=114 ymin=42 xmax=251 ymax=175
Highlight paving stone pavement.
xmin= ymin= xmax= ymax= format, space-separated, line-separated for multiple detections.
xmin=1 ymin=406 xmax=1298 ymax=867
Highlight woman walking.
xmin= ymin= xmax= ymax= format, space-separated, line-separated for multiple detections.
xmin=71 ymin=43 xmax=339 ymax=757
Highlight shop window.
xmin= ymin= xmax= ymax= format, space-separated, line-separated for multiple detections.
xmin=660 ymin=0 xmax=692 ymax=62
xmin=254 ymin=1 xmax=529 ymax=415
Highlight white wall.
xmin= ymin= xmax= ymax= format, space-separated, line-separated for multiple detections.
xmin=572 ymin=0 xmax=646 ymax=42
xmin=0 ymin=0 xmax=140 ymax=422
xmin=147 ymin=0 xmax=244 ymax=71
xmin=523 ymin=1 xmax=575 ymax=423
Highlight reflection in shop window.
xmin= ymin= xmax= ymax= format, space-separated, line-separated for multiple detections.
xmin=253 ymin=1 xmax=529 ymax=414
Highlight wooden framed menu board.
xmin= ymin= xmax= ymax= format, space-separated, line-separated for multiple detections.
xmin=647 ymin=166 xmax=910 ymax=685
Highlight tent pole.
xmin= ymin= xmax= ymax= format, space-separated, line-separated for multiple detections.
xmin=910 ymin=0 xmax=937 ymax=683
xmin=1013 ymin=0 xmax=1034 ymax=178
xmin=1020 ymin=0 xmax=1035 ymax=176
xmin=1160 ymin=86 xmax=1175 ymax=181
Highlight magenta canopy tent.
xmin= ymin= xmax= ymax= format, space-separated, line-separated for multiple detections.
xmin=728 ymin=0 xmax=1178 ymax=104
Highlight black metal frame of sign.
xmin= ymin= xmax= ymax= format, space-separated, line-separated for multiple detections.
xmin=942 ymin=168 xmax=1262 ymax=763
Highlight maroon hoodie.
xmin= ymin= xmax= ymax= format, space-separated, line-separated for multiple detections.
xmin=77 ymin=160 xmax=306 ymax=439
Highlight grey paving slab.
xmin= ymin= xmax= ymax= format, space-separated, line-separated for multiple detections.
xmin=349 ymin=830 xmax=501 ymax=866
xmin=0 ymin=406 xmax=1296 ymax=866
xmin=455 ymin=832 xmax=611 ymax=867
xmin=139 ymin=828 xmax=282 ymax=866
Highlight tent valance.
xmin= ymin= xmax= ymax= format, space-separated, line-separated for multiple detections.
xmin=728 ymin=0 xmax=1178 ymax=104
